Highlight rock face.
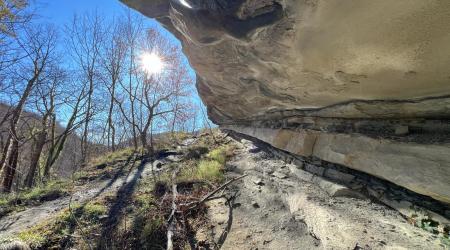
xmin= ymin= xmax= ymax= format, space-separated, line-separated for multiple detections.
xmin=122 ymin=0 xmax=450 ymax=204
xmin=224 ymin=125 xmax=450 ymax=203
xmin=122 ymin=0 xmax=450 ymax=123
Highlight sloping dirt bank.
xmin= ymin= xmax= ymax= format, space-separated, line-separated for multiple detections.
xmin=202 ymin=138 xmax=447 ymax=249
xmin=0 ymin=157 xmax=153 ymax=238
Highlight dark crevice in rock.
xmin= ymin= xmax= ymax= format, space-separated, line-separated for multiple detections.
xmin=229 ymin=117 xmax=450 ymax=144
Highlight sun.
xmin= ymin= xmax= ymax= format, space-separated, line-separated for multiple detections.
xmin=139 ymin=52 xmax=164 ymax=75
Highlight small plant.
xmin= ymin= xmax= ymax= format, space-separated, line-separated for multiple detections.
xmin=207 ymin=145 xmax=236 ymax=164
xmin=207 ymin=147 xmax=226 ymax=165
xmin=17 ymin=230 xmax=46 ymax=249
xmin=197 ymin=160 xmax=224 ymax=182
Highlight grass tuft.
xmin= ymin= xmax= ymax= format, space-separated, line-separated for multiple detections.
xmin=197 ymin=160 xmax=224 ymax=182
xmin=17 ymin=230 xmax=46 ymax=248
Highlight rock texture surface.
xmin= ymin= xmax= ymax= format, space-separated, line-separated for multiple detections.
xmin=121 ymin=0 xmax=450 ymax=123
xmin=121 ymin=0 xmax=450 ymax=204
xmin=199 ymin=139 xmax=446 ymax=249
xmin=225 ymin=125 xmax=450 ymax=204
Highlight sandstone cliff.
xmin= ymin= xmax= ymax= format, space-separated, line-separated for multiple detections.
xmin=121 ymin=0 xmax=450 ymax=207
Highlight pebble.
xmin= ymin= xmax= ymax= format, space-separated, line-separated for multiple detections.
xmin=252 ymin=201 xmax=260 ymax=208
xmin=252 ymin=178 xmax=264 ymax=185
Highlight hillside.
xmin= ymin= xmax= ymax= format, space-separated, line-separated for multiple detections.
xmin=0 ymin=130 xmax=448 ymax=249
xmin=0 ymin=103 xmax=86 ymax=182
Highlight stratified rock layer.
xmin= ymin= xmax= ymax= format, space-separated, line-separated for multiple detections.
xmin=224 ymin=125 xmax=450 ymax=204
xmin=122 ymin=0 xmax=450 ymax=203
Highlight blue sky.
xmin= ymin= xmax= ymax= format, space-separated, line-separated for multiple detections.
xmin=31 ymin=0 xmax=212 ymax=127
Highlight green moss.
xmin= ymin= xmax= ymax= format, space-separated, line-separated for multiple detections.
xmin=134 ymin=193 xmax=155 ymax=211
xmin=20 ymin=180 xmax=69 ymax=201
xmin=82 ymin=202 xmax=107 ymax=221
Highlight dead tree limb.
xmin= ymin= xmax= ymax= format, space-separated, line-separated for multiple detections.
xmin=188 ymin=174 xmax=247 ymax=210
xmin=167 ymin=169 xmax=179 ymax=250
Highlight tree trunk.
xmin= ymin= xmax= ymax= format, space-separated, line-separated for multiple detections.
xmin=140 ymin=131 xmax=147 ymax=153
xmin=24 ymin=129 xmax=47 ymax=188
xmin=1 ymin=76 xmax=37 ymax=190
xmin=107 ymin=82 xmax=116 ymax=152
xmin=2 ymin=139 xmax=18 ymax=192
xmin=0 ymin=134 xmax=12 ymax=172
xmin=81 ymin=77 xmax=94 ymax=164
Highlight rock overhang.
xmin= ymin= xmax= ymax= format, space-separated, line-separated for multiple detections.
xmin=122 ymin=0 xmax=450 ymax=124
xmin=121 ymin=0 xmax=450 ymax=204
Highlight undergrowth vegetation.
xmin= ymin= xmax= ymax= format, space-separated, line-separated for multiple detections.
xmin=2 ymin=131 xmax=237 ymax=249
xmin=75 ymin=147 xmax=142 ymax=183
xmin=6 ymin=200 xmax=108 ymax=249
xmin=177 ymin=144 xmax=236 ymax=184
xmin=89 ymin=147 xmax=138 ymax=167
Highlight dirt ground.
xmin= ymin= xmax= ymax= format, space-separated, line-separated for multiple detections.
xmin=0 ymin=157 xmax=153 ymax=238
xmin=199 ymin=138 xmax=447 ymax=249
xmin=0 ymin=136 xmax=447 ymax=249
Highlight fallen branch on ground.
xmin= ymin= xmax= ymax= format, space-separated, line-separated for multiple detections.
xmin=167 ymin=169 xmax=179 ymax=250
xmin=187 ymin=174 xmax=248 ymax=210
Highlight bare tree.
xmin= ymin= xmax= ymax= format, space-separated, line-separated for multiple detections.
xmin=0 ymin=24 xmax=57 ymax=192
xmin=66 ymin=11 xmax=105 ymax=164
xmin=99 ymin=17 xmax=127 ymax=152
xmin=42 ymin=83 xmax=88 ymax=179
xmin=114 ymin=28 xmax=193 ymax=154
xmin=24 ymin=65 xmax=65 ymax=187
xmin=121 ymin=11 xmax=144 ymax=150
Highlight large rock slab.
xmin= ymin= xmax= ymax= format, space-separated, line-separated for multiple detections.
xmin=224 ymin=125 xmax=450 ymax=203
xmin=121 ymin=0 xmax=450 ymax=123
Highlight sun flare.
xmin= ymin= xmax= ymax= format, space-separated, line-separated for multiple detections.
xmin=139 ymin=52 xmax=164 ymax=75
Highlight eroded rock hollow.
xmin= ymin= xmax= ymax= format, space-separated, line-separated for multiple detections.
xmin=121 ymin=0 xmax=450 ymax=207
